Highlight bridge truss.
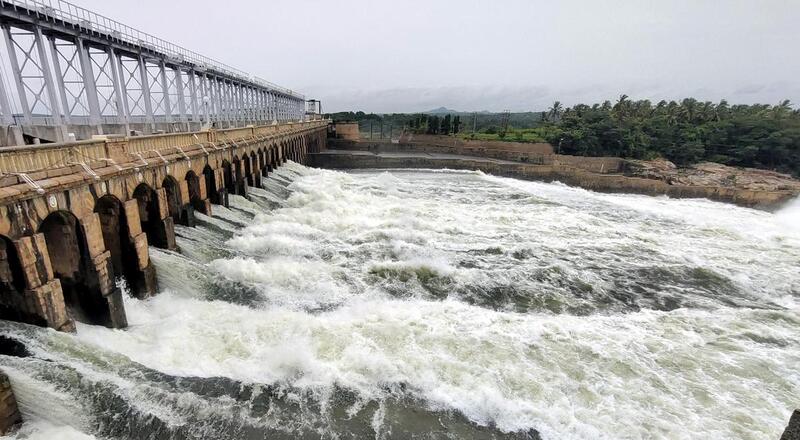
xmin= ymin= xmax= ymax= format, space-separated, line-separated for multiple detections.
xmin=0 ymin=0 xmax=308 ymax=145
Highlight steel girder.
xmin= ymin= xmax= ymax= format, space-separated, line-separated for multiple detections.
xmin=0 ymin=0 xmax=305 ymax=142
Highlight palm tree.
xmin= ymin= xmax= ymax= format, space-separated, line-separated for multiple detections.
xmin=612 ymin=94 xmax=629 ymax=122
xmin=548 ymin=101 xmax=563 ymax=122
xmin=716 ymin=99 xmax=729 ymax=121
xmin=774 ymin=99 xmax=792 ymax=118
xmin=665 ymin=101 xmax=679 ymax=126
xmin=679 ymin=98 xmax=698 ymax=123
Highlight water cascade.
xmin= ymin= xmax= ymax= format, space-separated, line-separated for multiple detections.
xmin=0 ymin=164 xmax=797 ymax=439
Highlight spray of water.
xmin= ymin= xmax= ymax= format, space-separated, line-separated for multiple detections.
xmin=0 ymin=164 xmax=797 ymax=439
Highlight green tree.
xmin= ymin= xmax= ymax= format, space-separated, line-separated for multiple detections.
xmin=442 ymin=114 xmax=452 ymax=135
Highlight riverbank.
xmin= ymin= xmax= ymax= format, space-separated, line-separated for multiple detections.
xmin=316 ymin=138 xmax=798 ymax=210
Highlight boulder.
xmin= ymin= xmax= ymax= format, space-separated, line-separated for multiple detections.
xmin=782 ymin=410 xmax=800 ymax=440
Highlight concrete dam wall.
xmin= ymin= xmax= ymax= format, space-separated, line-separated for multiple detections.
xmin=312 ymin=138 xmax=796 ymax=210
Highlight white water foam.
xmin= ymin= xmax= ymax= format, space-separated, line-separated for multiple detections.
xmin=7 ymin=166 xmax=799 ymax=439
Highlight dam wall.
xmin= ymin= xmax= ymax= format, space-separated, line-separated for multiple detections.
xmin=310 ymin=150 xmax=795 ymax=210
xmin=0 ymin=121 xmax=327 ymax=334
xmin=328 ymin=138 xmax=624 ymax=174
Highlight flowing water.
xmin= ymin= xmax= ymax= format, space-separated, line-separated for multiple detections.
xmin=1 ymin=164 xmax=798 ymax=440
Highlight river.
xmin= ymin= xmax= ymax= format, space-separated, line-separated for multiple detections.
xmin=1 ymin=164 xmax=798 ymax=439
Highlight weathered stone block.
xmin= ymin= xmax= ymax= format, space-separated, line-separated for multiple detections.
xmin=80 ymin=213 xmax=106 ymax=259
xmin=123 ymin=199 xmax=142 ymax=237
xmin=90 ymin=251 xmax=115 ymax=295
xmin=0 ymin=371 xmax=21 ymax=435
xmin=134 ymin=262 xmax=158 ymax=299
xmin=179 ymin=180 xmax=190 ymax=206
xmin=25 ymin=279 xmax=73 ymax=332
xmin=14 ymin=234 xmax=52 ymax=289
xmin=198 ymin=175 xmax=207 ymax=200
xmin=132 ymin=233 xmax=150 ymax=270
xmin=161 ymin=217 xmax=177 ymax=250
xmin=104 ymin=287 xmax=128 ymax=328
xmin=155 ymin=188 xmax=170 ymax=220
xmin=214 ymin=169 xmax=225 ymax=191
xmin=105 ymin=140 xmax=129 ymax=163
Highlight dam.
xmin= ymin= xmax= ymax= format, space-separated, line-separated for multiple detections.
xmin=0 ymin=121 xmax=326 ymax=332
xmin=0 ymin=2 xmax=797 ymax=440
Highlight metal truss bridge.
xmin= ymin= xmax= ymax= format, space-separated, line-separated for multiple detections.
xmin=0 ymin=0 xmax=313 ymax=146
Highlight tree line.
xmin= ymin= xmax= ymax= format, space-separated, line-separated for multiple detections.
xmin=408 ymin=114 xmax=462 ymax=135
xmin=542 ymin=96 xmax=800 ymax=176
xmin=327 ymin=98 xmax=800 ymax=176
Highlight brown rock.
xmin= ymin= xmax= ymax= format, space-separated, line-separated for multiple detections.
xmin=0 ymin=371 xmax=21 ymax=435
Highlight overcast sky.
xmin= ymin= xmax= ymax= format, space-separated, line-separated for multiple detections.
xmin=76 ymin=0 xmax=799 ymax=113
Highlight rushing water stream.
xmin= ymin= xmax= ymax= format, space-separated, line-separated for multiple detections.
xmin=0 ymin=164 xmax=798 ymax=439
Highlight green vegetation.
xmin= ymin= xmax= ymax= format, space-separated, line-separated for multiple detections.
xmin=329 ymin=97 xmax=800 ymax=176
xmin=543 ymin=97 xmax=800 ymax=176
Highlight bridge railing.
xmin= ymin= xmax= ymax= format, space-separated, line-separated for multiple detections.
xmin=1 ymin=0 xmax=302 ymax=98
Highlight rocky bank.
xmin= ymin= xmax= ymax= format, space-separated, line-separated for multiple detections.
xmin=623 ymin=159 xmax=800 ymax=193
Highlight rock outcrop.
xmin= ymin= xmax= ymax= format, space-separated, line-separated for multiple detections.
xmin=624 ymin=159 xmax=800 ymax=192
xmin=0 ymin=371 xmax=21 ymax=435
xmin=782 ymin=410 xmax=800 ymax=440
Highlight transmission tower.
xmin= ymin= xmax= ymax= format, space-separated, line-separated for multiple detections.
xmin=500 ymin=110 xmax=510 ymax=133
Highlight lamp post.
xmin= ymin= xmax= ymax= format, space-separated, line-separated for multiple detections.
xmin=202 ymin=95 xmax=210 ymax=128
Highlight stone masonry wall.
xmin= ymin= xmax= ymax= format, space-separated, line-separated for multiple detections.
xmin=310 ymin=152 xmax=794 ymax=210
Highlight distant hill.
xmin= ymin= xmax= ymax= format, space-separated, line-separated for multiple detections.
xmin=425 ymin=107 xmax=461 ymax=114
xmin=425 ymin=108 xmax=526 ymax=115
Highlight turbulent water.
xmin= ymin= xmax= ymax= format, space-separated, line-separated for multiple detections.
xmin=1 ymin=164 xmax=798 ymax=440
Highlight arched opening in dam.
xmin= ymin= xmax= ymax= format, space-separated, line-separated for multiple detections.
xmin=94 ymin=195 xmax=139 ymax=295
xmin=185 ymin=170 xmax=205 ymax=215
xmin=222 ymin=159 xmax=235 ymax=195
xmin=258 ymin=149 xmax=266 ymax=176
xmin=38 ymin=211 xmax=109 ymax=326
xmin=267 ymin=147 xmax=275 ymax=171
xmin=202 ymin=164 xmax=218 ymax=205
xmin=232 ymin=155 xmax=245 ymax=195
xmin=0 ymin=236 xmax=35 ymax=325
xmin=243 ymin=153 xmax=254 ymax=187
xmin=249 ymin=151 xmax=259 ymax=186
xmin=133 ymin=183 xmax=168 ymax=249
xmin=162 ymin=176 xmax=182 ymax=225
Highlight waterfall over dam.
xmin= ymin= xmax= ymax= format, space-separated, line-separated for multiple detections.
xmin=0 ymin=163 xmax=798 ymax=439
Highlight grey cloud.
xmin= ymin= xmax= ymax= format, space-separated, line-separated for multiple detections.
xmin=73 ymin=0 xmax=800 ymax=113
